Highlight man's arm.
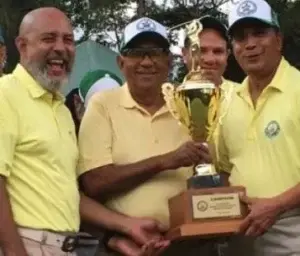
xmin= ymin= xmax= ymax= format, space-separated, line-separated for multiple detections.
xmin=0 ymin=91 xmax=26 ymax=255
xmin=80 ymin=153 xmax=172 ymax=199
xmin=0 ymin=177 xmax=27 ymax=256
xmin=78 ymin=93 xmax=209 ymax=199
xmin=276 ymin=184 xmax=300 ymax=212
xmin=79 ymin=142 xmax=210 ymax=199
xmin=80 ymin=193 xmax=129 ymax=233
xmin=79 ymin=193 xmax=168 ymax=245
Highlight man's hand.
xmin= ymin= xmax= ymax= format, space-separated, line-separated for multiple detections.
xmin=121 ymin=217 xmax=168 ymax=245
xmin=164 ymin=141 xmax=212 ymax=170
xmin=108 ymin=236 xmax=169 ymax=256
xmin=239 ymin=194 xmax=283 ymax=237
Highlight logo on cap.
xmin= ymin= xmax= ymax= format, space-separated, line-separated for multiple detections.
xmin=237 ymin=0 xmax=257 ymax=16
xmin=136 ymin=18 xmax=156 ymax=31
xmin=231 ymin=0 xmax=241 ymax=5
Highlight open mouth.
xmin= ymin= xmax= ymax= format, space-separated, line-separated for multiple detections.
xmin=47 ymin=59 xmax=67 ymax=76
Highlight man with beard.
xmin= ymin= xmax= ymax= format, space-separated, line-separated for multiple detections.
xmin=217 ymin=0 xmax=300 ymax=255
xmin=78 ymin=17 xmax=213 ymax=256
xmin=0 ymin=8 xmax=168 ymax=256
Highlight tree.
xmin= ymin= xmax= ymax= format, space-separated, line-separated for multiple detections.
xmin=2 ymin=0 xmax=300 ymax=76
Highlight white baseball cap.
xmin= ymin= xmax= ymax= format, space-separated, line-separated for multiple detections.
xmin=228 ymin=0 xmax=280 ymax=34
xmin=120 ymin=17 xmax=169 ymax=50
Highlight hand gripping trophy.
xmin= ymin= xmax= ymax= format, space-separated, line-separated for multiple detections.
xmin=163 ymin=19 xmax=247 ymax=241
xmin=162 ymin=19 xmax=220 ymax=185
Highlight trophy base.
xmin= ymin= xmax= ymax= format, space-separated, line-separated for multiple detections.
xmin=167 ymin=186 xmax=248 ymax=241
xmin=167 ymin=219 xmax=243 ymax=241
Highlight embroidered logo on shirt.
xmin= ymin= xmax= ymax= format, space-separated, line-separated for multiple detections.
xmin=237 ymin=0 xmax=257 ymax=16
xmin=264 ymin=120 xmax=280 ymax=138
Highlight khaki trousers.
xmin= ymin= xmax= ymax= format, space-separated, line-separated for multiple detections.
xmin=0 ymin=237 xmax=77 ymax=256
xmin=0 ymin=228 xmax=78 ymax=256
xmin=226 ymin=209 xmax=300 ymax=256
xmin=253 ymin=209 xmax=300 ymax=256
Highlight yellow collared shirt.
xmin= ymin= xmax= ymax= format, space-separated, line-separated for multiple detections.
xmin=0 ymin=64 xmax=80 ymax=232
xmin=78 ymin=84 xmax=192 ymax=227
xmin=208 ymin=79 xmax=240 ymax=162
xmin=217 ymin=58 xmax=300 ymax=198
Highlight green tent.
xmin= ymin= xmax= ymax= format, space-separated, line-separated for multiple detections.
xmin=63 ymin=39 xmax=124 ymax=95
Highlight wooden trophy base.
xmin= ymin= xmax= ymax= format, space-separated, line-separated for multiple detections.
xmin=166 ymin=186 xmax=248 ymax=241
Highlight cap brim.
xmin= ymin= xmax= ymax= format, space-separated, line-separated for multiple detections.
xmin=228 ymin=17 xmax=279 ymax=35
xmin=200 ymin=16 xmax=228 ymax=36
xmin=122 ymin=31 xmax=170 ymax=50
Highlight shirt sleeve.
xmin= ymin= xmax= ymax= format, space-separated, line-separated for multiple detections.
xmin=77 ymin=94 xmax=113 ymax=176
xmin=0 ymin=90 xmax=18 ymax=177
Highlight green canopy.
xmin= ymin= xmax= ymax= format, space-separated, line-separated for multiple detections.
xmin=63 ymin=39 xmax=124 ymax=95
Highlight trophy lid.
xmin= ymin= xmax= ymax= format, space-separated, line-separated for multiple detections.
xmin=178 ymin=80 xmax=215 ymax=91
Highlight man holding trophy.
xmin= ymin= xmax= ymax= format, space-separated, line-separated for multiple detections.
xmin=78 ymin=17 xmax=213 ymax=256
xmin=217 ymin=0 xmax=300 ymax=255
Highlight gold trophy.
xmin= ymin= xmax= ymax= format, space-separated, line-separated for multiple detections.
xmin=162 ymin=19 xmax=219 ymax=186
xmin=162 ymin=19 xmax=247 ymax=240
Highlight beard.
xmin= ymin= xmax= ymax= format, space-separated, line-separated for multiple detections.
xmin=25 ymin=60 xmax=70 ymax=93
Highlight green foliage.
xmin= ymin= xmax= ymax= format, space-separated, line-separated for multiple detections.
xmin=1 ymin=0 xmax=300 ymax=76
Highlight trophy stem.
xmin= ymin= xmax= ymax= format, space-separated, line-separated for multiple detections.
xmin=187 ymin=163 xmax=221 ymax=189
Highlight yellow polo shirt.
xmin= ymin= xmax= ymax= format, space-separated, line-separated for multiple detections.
xmin=0 ymin=64 xmax=80 ymax=232
xmin=208 ymin=79 xmax=240 ymax=163
xmin=78 ymin=84 xmax=192 ymax=227
xmin=217 ymin=57 xmax=300 ymax=198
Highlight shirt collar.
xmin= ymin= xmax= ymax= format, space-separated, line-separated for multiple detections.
xmin=119 ymin=83 xmax=169 ymax=116
xmin=13 ymin=64 xmax=65 ymax=102
xmin=119 ymin=83 xmax=137 ymax=109
xmin=237 ymin=57 xmax=288 ymax=96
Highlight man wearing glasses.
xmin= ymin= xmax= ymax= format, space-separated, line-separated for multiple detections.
xmin=78 ymin=17 xmax=211 ymax=255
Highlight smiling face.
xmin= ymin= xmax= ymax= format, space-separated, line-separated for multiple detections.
xmin=16 ymin=9 xmax=75 ymax=93
xmin=231 ymin=21 xmax=282 ymax=76
xmin=117 ymin=34 xmax=171 ymax=93
xmin=182 ymin=29 xmax=229 ymax=86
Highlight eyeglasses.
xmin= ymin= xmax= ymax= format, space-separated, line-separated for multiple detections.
xmin=121 ymin=47 xmax=170 ymax=60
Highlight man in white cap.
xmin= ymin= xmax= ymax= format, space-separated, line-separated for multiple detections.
xmin=78 ymin=17 xmax=212 ymax=255
xmin=217 ymin=0 xmax=300 ymax=255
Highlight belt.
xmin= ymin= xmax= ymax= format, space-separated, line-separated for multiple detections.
xmin=18 ymin=227 xmax=99 ymax=252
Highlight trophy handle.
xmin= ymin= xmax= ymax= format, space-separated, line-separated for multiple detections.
xmin=162 ymin=83 xmax=191 ymax=135
xmin=162 ymin=82 xmax=177 ymax=118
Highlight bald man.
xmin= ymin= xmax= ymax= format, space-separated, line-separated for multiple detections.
xmin=0 ymin=8 xmax=167 ymax=256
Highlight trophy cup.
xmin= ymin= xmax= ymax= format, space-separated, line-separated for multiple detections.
xmin=162 ymin=19 xmax=247 ymax=240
